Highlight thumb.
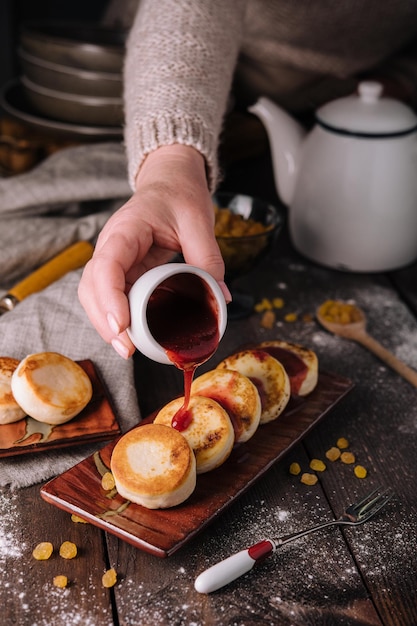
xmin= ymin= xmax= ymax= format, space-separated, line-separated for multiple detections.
xmin=180 ymin=226 xmax=232 ymax=303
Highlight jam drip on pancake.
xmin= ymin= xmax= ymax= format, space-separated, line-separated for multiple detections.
xmin=259 ymin=345 xmax=307 ymax=395
xmin=146 ymin=273 xmax=220 ymax=431
xmin=191 ymin=373 xmax=244 ymax=439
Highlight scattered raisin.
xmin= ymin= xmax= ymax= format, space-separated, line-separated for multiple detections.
xmin=53 ymin=575 xmax=68 ymax=588
xmin=260 ymin=310 xmax=276 ymax=329
xmin=284 ymin=312 xmax=297 ymax=322
xmin=337 ymin=437 xmax=349 ymax=449
xmin=341 ymin=451 xmax=356 ymax=464
xmin=254 ymin=298 xmax=273 ymax=312
xmin=289 ymin=462 xmax=301 ymax=475
xmin=102 ymin=568 xmax=117 ymax=588
xmin=309 ymin=459 xmax=326 ymax=472
xmin=32 ymin=542 xmax=53 ymax=560
xmin=354 ymin=465 xmax=368 ymax=478
xmin=325 ymin=446 xmax=341 ymax=461
xmin=59 ymin=541 xmax=77 ymax=559
xmin=300 ymin=473 xmax=318 ymax=486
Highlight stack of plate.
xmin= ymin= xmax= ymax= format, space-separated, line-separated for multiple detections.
xmin=1 ymin=21 xmax=127 ymax=136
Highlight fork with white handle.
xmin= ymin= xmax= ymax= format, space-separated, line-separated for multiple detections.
xmin=194 ymin=487 xmax=393 ymax=594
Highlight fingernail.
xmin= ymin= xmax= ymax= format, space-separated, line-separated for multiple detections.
xmin=219 ymin=281 xmax=232 ymax=304
xmin=107 ymin=312 xmax=121 ymax=335
xmin=111 ymin=338 xmax=130 ymax=360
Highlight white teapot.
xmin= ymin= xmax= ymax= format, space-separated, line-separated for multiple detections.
xmin=249 ymin=82 xmax=417 ymax=271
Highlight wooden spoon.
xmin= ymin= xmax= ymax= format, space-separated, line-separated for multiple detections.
xmin=316 ymin=300 xmax=417 ymax=388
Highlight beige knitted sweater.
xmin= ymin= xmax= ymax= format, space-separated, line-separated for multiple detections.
xmin=124 ymin=0 xmax=417 ymax=190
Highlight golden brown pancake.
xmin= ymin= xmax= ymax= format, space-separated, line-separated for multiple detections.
xmin=191 ymin=368 xmax=261 ymax=443
xmin=216 ymin=349 xmax=290 ymax=424
xmin=154 ymin=395 xmax=235 ymax=473
xmin=258 ymin=340 xmax=318 ymax=396
xmin=110 ymin=423 xmax=196 ymax=509
xmin=0 ymin=356 xmax=26 ymax=424
xmin=11 ymin=352 xmax=93 ymax=425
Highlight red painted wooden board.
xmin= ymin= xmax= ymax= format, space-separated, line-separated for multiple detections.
xmin=41 ymin=370 xmax=353 ymax=557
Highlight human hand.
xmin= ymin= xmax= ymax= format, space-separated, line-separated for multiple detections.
xmin=78 ymin=145 xmax=230 ymax=359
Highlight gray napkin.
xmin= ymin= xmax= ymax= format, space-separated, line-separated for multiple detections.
xmin=0 ymin=142 xmax=141 ymax=489
xmin=0 ymin=141 xmax=131 ymax=288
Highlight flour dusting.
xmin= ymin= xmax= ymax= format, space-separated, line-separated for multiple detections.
xmin=0 ymin=487 xmax=114 ymax=626
xmin=0 ymin=491 xmax=26 ymax=561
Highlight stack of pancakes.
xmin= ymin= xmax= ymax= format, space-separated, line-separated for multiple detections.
xmin=111 ymin=340 xmax=318 ymax=509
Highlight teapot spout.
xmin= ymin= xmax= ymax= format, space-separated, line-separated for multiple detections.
xmin=249 ymin=97 xmax=305 ymax=206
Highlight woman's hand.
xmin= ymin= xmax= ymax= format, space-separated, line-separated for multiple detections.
xmin=78 ymin=144 xmax=229 ymax=359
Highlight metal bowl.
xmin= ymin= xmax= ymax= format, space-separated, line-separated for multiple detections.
xmin=19 ymin=21 xmax=127 ymax=73
xmin=18 ymin=48 xmax=122 ymax=98
xmin=1 ymin=80 xmax=123 ymax=139
xmin=21 ymin=76 xmax=123 ymax=126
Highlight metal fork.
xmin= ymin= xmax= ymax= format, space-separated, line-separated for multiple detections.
xmin=195 ymin=487 xmax=393 ymax=594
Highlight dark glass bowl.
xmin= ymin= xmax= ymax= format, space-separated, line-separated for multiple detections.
xmin=213 ymin=192 xmax=284 ymax=318
xmin=214 ymin=192 xmax=284 ymax=278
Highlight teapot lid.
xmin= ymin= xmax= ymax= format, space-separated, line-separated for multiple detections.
xmin=316 ymin=81 xmax=417 ymax=136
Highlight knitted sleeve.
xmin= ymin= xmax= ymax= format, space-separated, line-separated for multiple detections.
xmin=123 ymin=0 xmax=246 ymax=192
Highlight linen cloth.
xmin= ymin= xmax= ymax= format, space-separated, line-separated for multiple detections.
xmin=0 ymin=142 xmax=141 ymax=489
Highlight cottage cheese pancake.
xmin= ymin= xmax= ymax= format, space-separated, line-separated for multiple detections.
xmin=11 ymin=352 xmax=93 ymax=425
xmin=154 ymin=395 xmax=234 ymax=473
xmin=110 ymin=423 xmax=196 ymax=509
xmin=191 ymin=368 xmax=261 ymax=443
xmin=0 ymin=356 xmax=26 ymax=424
xmin=258 ymin=340 xmax=318 ymax=396
xmin=217 ymin=349 xmax=290 ymax=424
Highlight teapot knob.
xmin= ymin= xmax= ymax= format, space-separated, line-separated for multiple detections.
xmin=358 ymin=81 xmax=383 ymax=103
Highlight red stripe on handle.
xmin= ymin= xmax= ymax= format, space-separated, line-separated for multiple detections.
xmin=248 ymin=540 xmax=274 ymax=563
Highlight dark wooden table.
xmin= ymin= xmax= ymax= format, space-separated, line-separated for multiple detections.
xmin=2 ymin=152 xmax=417 ymax=626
